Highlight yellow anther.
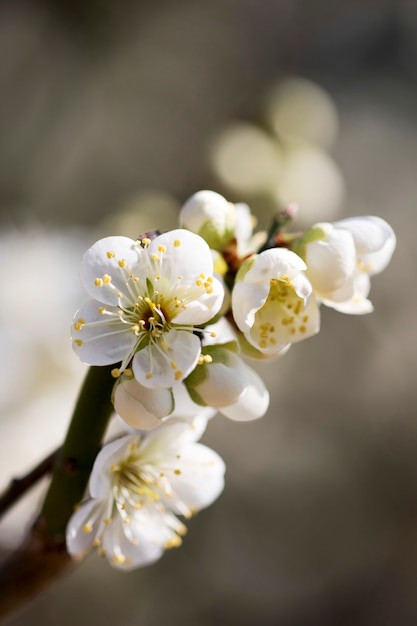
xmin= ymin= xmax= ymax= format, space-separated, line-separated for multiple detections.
xmin=196 ymin=279 xmax=203 ymax=287
xmin=73 ymin=318 xmax=85 ymax=331
xmin=117 ymin=291 xmax=122 ymax=298
xmin=294 ymin=301 xmax=302 ymax=315
xmin=95 ymin=278 xmax=103 ymax=287
xmin=83 ymin=523 xmax=93 ymax=534
xmin=92 ymin=538 xmax=101 ymax=547
xmin=174 ymin=370 xmax=184 ymax=381
xmin=138 ymin=320 xmax=146 ymax=327
xmin=299 ymin=325 xmax=306 ymax=333
xmin=124 ymin=516 xmax=132 ymax=524
xmin=146 ymin=373 xmax=153 ymax=380
xmin=302 ymin=315 xmax=309 ymax=323
xmin=173 ymin=239 xmax=181 ymax=247
xmin=103 ymin=518 xmax=112 ymax=525
xmin=158 ymin=245 xmax=167 ymax=253
xmin=98 ymin=307 xmax=106 ymax=315
xmin=111 ymin=368 xmax=121 ymax=378
xmin=156 ymin=275 xmax=161 ymax=280
xmin=98 ymin=547 xmax=106 ymax=557
xmin=113 ymin=554 xmax=126 ymax=564
xmin=170 ymin=361 xmax=178 ymax=369
xmin=260 ymin=340 xmax=267 ymax=349
xmin=131 ymin=325 xmax=140 ymax=333
xmin=204 ymin=355 xmax=213 ymax=363
xmin=106 ymin=250 xmax=115 ymax=259
xmin=103 ymin=274 xmax=112 ymax=284
xmin=124 ymin=368 xmax=132 ymax=377
xmin=210 ymin=332 xmax=217 ymax=338
xmin=174 ymin=469 xmax=181 ymax=475
xmin=142 ymin=238 xmax=151 ymax=246
xmin=177 ymin=275 xmax=183 ymax=280
xmin=151 ymin=254 xmax=160 ymax=262
xmin=118 ymin=259 xmax=127 ymax=268
xmin=164 ymin=536 xmax=182 ymax=549
xmin=200 ymin=273 xmax=206 ymax=279
xmin=74 ymin=339 xmax=83 ymax=347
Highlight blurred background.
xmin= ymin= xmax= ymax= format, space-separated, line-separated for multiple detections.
xmin=1 ymin=0 xmax=417 ymax=624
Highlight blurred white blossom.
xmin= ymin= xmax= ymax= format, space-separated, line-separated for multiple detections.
xmin=66 ymin=417 xmax=225 ymax=570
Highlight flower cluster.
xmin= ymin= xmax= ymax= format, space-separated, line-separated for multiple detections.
xmin=68 ymin=189 xmax=395 ymax=569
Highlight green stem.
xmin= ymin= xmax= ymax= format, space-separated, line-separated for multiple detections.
xmin=40 ymin=365 xmax=115 ymax=543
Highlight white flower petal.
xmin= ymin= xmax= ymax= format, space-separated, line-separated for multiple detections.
xmin=114 ymin=379 xmax=174 ymax=430
xmin=305 ymin=225 xmax=356 ymax=294
xmin=66 ymin=499 xmax=107 ymax=556
xmin=171 ymin=383 xmax=217 ymax=421
xmin=132 ymin=330 xmax=201 ymax=388
xmin=148 ymin=229 xmax=214 ymax=283
xmin=174 ymin=276 xmax=224 ymax=325
xmin=232 ymin=281 xmax=270 ymax=332
xmin=102 ymin=515 xmax=163 ymax=570
xmin=72 ymin=300 xmax=137 ymax=366
xmin=220 ymin=366 xmax=270 ymax=421
xmin=89 ymin=435 xmax=134 ymax=498
xmin=166 ymin=443 xmax=225 ymax=511
xmin=80 ymin=236 xmax=144 ymax=306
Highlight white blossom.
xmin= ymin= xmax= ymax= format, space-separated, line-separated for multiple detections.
xmin=180 ymin=190 xmax=265 ymax=256
xmin=302 ymin=216 xmax=396 ymax=313
xmin=71 ymin=229 xmax=224 ymax=388
xmin=232 ymin=248 xmax=320 ymax=356
xmin=66 ymin=417 xmax=225 ymax=570
xmin=184 ymin=342 xmax=269 ymax=421
xmin=113 ymin=376 xmax=216 ymax=430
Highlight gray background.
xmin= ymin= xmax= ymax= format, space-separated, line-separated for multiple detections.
xmin=1 ymin=1 xmax=417 ymax=625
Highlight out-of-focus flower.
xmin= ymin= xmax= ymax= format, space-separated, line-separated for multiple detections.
xmin=66 ymin=417 xmax=225 ymax=570
xmin=300 ymin=216 xmax=396 ymax=314
xmin=232 ymin=248 xmax=320 ymax=356
xmin=72 ymin=229 xmax=224 ymax=388
xmin=263 ymin=77 xmax=339 ymax=151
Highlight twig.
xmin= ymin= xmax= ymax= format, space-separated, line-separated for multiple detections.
xmin=0 ymin=448 xmax=60 ymax=520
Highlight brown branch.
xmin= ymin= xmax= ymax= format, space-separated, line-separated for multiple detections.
xmin=0 ymin=519 xmax=74 ymax=620
xmin=0 ymin=448 xmax=59 ymax=520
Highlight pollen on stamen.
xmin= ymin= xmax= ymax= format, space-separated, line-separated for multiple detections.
xmin=74 ymin=339 xmax=83 ymax=347
xmin=151 ymin=254 xmax=160 ymax=262
xmin=131 ymin=325 xmax=140 ymax=333
xmin=173 ymin=239 xmax=181 ymax=247
xmin=113 ymin=554 xmax=127 ymax=564
xmin=92 ymin=538 xmax=101 ymax=547
xmin=111 ymin=368 xmax=121 ymax=378
xmin=73 ymin=318 xmax=85 ymax=331
xmin=106 ymin=250 xmax=115 ymax=259
xmin=146 ymin=373 xmax=153 ymax=380
xmin=174 ymin=370 xmax=184 ymax=381
xmin=173 ymin=469 xmax=181 ymax=475
xmin=118 ymin=259 xmax=127 ymax=268
xmin=164 ymin=536 xmax=182 ymax=549
xmin=158 ymin=245 xmax=167 ymax=253
xmin=95 ymin=278 xmax=104 ymax=287
xmin=98 ymin=307 xmax=106 ymax=315
xmin=210 ymin=332 xmax=217 ymax=338
xmin=170 ymin=361 xmax=178 ymax=369
xmin=83 ymin=523 xmax=93 ymax=534
xmin=177 ymin=275 xmax=183 ymax=280
xmin=142 ymin=238 xmax=151 ymax=246
xmin=103 ymin=274 xmax=112 ymax=284
xmin=103 ymin=518 xmax=112 ymax=525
